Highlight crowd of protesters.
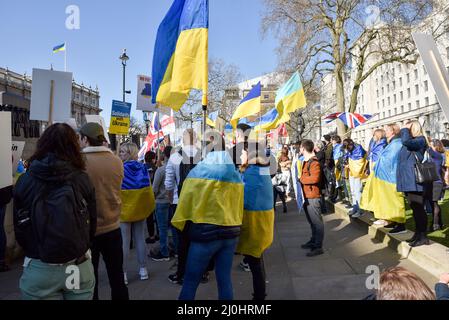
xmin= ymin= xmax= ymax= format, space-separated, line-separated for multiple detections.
xmin=1 ymin=118 xmax=449 ymax=301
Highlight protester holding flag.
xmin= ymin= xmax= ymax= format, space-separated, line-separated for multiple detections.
xmin=397 ymin=120 xmax=430 ymax=247
xmin=342 ymin=139 xmax=367 ymax=218
xmin=119 ymin=143 xmax=155 ymax=284
xmin=80 ymin=122 xmax=129 ymax=300
xmin=173 ymin=137 xmax=244 ymax=300
xmin=360 ymin=124 xmax=406 ymax=233
xmin=236 ymin=144 xmax=274 ymax=301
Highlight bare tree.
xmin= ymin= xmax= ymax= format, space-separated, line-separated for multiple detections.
xmin=262 ymin=0 xmax=448 ymax=135
xmin=176 ymin=58 xmax=243 ymax=126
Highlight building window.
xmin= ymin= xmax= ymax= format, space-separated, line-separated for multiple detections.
xmin=76 ymin=93 xmax=80 ymax=101
xmin=377 ymin=102 xmax=380 ymax=109
xmin=400 ymin=91 xmax=404 ymax=101
xmin=400 ymin=105 xmax=404 ymax=113
xmin=382 ymin=87 xmax=384 ymax=95
xmin=415 ymin=84 xmax=419 ymax=95
xmin=407 ymin=88 xmax=411 ymax=98
xmin=394 ymin=108 xmax=397 ymax=115
xmin=447 ymin=47 xmax=449 ymax=58
xmin=425 ymin=97 xmax=429 ymax=106
xmin=376 ymin=90 xmax=379 ymax=98
xmin=414 ymin=69 xmax=418 ymax=80
xmin=408 ymin=103 xmax=411 ymax=111
xmin=382 ymin=99 xmax=385 ymax=108
xmin=388 ymin=97 xmax=391 ymax=105
xmin=392 ymin=81 xmax=396 ymax=90
xmin=416 ymin=100 xmax=420 ymax=108
xmin=387 ymin=84 xmax=390 ymax=93
xmin=407 ymin=73 xmax=410 ymax=83
xmin=423 ymin=65 xmax=427 ymax=75
xmin=388 ymin=110 xmax=391 ymax=117
xmin=424 ymin=80 xmax=429 ymax=92
xmin=399 ymin=77 xmax=403 ymax=87
xmin=394 ymin=94 xmax=397 ymax=104
xmin=382 ymin=112 xmax=385 ymax=118
xmin=398 ymin=64 xmax=402 ymax=73
xmin=263 ymin=95 xmax=270 ymax=100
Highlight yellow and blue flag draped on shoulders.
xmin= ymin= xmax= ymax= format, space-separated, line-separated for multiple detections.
xmin=231 ymin=82 xmax=262 ymax=129
xmin=348 ymin=144 xmax=368 ymax=179
xmin=172 ymin=151 xmax=244 ymax=231
xmin=236 ymin=165 xmax=274 ymax=258
xmin=261 ymin=72 xmax=307 ymax=130
xmin=360 ymin=138 xmax=406 ymax=223
xmin=121 ymin=161 xmax=155 ymax=223
xmin=152 ymin=0 xmax=208 ymax=110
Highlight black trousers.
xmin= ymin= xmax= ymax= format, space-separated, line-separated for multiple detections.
xmin=406 ymin=192 xmax=428 ymax=233
xmin=92 ymin=228 xmax=129 ymax=300
xmin=273 ymin=188 xmax=287 ymax=210
xmin=243 ymin=255 xmax=266 ymax=300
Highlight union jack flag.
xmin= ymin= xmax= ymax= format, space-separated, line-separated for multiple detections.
xmin=323 ymin=112 xmax=376 ymax=129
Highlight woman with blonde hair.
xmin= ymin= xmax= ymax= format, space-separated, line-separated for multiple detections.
xmin=367 ymin=129 xmax=387 ymax=171
xmin=119 ymin=143 xmax=155 ymax=284
xmin=397 ymin=120 xmax=430 ymax=247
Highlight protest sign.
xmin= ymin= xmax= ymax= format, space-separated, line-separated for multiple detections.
xmin=0 ymin=112 xmax=12 ymax=188
xmin=109 ymin=100 xmax=131 ymax=135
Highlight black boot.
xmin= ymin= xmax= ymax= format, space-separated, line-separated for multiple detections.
xmin=252 ymin=293 xmax=267 ymax=301
xmin=409 ymin=232 xmax=430 ymax=247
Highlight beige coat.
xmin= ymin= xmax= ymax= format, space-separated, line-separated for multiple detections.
xmin=83 ymin=146 xmax=124 ymax=236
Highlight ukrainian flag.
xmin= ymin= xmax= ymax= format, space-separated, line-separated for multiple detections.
xmin=253 ymin=108 xmax=279 ymax=132
xmin=172 ymin=151 xmax=244 ymax=231
xmin=53 ymin=43 xmax=66 ymax=53
xmin=152 ymin=0 xmax=208 ymax=111
xmin=236 ymin=165 xmax=274 ymax=258
xmin=348 ymin=144 xmax=368 ymax=179
xmin=121 ymin=161 xmax=155 ymax=223
xmin=230 ymin=82 xmax=262 ymax=129
xmin=360 ymin=138 xmax=405 ymax=223
xmin=207 ymin=110 xmax=219 ymax=127
xmin=261 ymin=72 xmax=307 ymax=130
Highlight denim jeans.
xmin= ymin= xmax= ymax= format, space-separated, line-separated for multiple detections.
xmin=179 ymin=238 xmax=238 ymax=300
xmin=0 ymin=205 xmax=6 ymax=262
xmin=169 ymin=204 xmax=179 ymax=254
xmin=349 ymin=176 xmax=363 ymax=212
xmin=20 ymin=258 xmax=95 ymax=300
xmin=303 ymin=198 xmax=324 ymax=249
xmin=120 ymin=220 xmax=147 ymax=272
xmin=155 ymin=203 xmax=170 ymax=257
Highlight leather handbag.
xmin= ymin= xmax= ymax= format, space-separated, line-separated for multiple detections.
xmin=413 ymin=151 xmax=439 ymax=184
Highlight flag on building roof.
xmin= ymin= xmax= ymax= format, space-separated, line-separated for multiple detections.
xmin=152 ymin=0 xmax=209 ymax=111
xmin=231 ymin=82 xmax=262 ymax=129
xmin=53 ymin=43 xmax=66 ymax=53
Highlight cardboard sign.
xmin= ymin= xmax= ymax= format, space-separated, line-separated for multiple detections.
xmin=30 ymin=69 xmax=73 ymax=123
xmin=136 ymin=75 xmax=157 ymax=112
xmin=12 ymin=141 xmax=25 ymax=176
xmin=413 ymin=33 xmax=449 ymax=122
xmin=109 ymin=100 xmax=131 ymax=135
xmin=0 ymin=112 xmax=12 ymax=188
xmin=85 ymin=115 xmax=111 ymax=144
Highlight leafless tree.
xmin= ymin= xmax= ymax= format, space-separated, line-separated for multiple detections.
xmin=176 ymin=58 xmax=243 ymax=126
xmin=262 ymin=0 xmax=448 ymax=135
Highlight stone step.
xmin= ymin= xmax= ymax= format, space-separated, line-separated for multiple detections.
xmin=329 ymin=201 xmax=449 ymax=278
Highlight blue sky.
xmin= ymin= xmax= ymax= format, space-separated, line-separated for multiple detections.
xmin=1 ymin=0 xmax=278 ymax=124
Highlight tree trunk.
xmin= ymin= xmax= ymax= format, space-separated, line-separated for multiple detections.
xmin=335 ymin=68 xmax=347 ymax=137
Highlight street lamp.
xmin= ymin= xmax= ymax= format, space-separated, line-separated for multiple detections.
xmin=143 ymin=112 xmax=151 ymax=135
xmin=119 ymin=49 xmax=131 ymax=102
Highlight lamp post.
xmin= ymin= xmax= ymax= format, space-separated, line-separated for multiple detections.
xmin=119 ymin=49 xmax=130 ymax=103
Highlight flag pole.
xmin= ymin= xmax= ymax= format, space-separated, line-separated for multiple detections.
xmin=64 ymin=42 xmax=67 ymax=72
xmin=202 ymin=103 xmax=207 ymax=157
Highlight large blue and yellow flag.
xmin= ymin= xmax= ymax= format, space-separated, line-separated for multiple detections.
xmin=261 ymin=72 xmax=306 ymax=130
xmin=152 ymin=0 xmax=208 ymax=111
xmin=231 ymin=82 xmax=262 ymax=129
xmin=172 ymin=151 xmax=244 ymax=231
xmin=121 ymin=161 xmax=155 ymax=223
xmin=360 ymin=138 xmax=406 ymax=223
xmin=348 ymin=144 xmax=368 ymax=179
xmin=236 ymin=165 xmax=274 ymax=258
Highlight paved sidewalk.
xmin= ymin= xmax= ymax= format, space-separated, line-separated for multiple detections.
xmin=0 ymin=201 xmax=437 ymax=300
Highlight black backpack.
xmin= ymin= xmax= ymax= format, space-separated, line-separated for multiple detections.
xmin=177 ymin=149 xmax=202 ymax=196
xmin=16 ymin=176 xmax=91 ymax=264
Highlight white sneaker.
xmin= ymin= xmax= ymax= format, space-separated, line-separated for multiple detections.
xmin=374 ymin=220 xmax=387 ymax=226
xmin=139 ymin=267 xmax=149 ymax=281
xmin=124 ymin=273 xmax=128 ymax=285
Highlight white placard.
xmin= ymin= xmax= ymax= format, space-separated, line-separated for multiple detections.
xmin=12 ymin=141 xmax=25 ymax=176
xmin=85 ymin=115 xmax=111 ymax=144
xmin=136 ymin=75 xmax=157 ymax=112
xmin=0 ymin=112 xmax=12 ymax=188
xmin=30 ymin=68 xmax=73 ymax=123
xmin=413 ymin=33 xmax=449 ymax=122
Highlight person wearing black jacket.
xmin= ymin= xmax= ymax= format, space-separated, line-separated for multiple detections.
xmin=13 ymin=123 xmax=97 ymax=300
xmin=0 ymin=185 xmax=12 ymax=272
